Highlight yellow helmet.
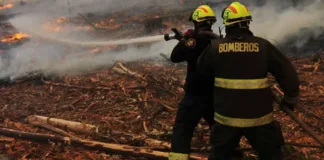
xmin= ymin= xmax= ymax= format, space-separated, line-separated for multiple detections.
xmin=222 ymin=1 xmax=252 ymax=26
xmin=189 ymin=5 xmax=216 ymax=22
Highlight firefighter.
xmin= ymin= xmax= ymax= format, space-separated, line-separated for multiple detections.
xmin=168 ymin=5 xmax=221 ymax=160
xmin=197 ymin=1 xmax=300 ymax=160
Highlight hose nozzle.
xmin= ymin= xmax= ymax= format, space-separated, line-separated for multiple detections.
xmin=164 ymin=33 xmax=176 ymax=41
xmin=164 ymin=28 xmax=182 ymax=41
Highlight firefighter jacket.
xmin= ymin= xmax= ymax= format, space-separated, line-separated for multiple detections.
xmin=170 ymin=27 xmax=219 ymax=96
xmin=197 ymin=28 xmax=300 ymax=127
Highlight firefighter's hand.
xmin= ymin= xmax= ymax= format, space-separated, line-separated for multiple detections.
xmin=171 ymin=28 xmax=183 ymax=40
xmin=184 ymin=29 xmax=195 ymax=39
xmin=280 ymin=96 xmax=298 ymax=111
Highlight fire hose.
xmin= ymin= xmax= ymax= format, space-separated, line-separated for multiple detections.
xmin=272 ymin=90 xmax=324 ymax=147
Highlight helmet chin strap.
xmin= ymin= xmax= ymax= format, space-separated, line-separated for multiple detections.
xmin=219 ymin=26 xmax=225 ymax=38
xmin=194 ymin=21 xmax=213 ymax=31
xmin=238 ymin=21 xmax=250 ymax=28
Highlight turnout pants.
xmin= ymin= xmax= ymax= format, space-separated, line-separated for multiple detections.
xmin=170 ymin=94 xmax=215 ymax=159
xmin=208 ymin=121 xmax=285 ymax=160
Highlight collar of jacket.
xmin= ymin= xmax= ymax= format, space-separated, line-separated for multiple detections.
xmin=225 ymin=28 xmax=253 ymax=38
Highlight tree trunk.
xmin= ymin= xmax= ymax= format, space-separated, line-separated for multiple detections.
xmin=26 ymin=115 xmax=97 ymax=135
xmin=26 ymin=115 xmax=171 ymax=150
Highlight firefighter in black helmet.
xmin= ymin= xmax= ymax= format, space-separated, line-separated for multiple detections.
xmin=197 ymin=1 xmax=300 ymax=160
xmin=168 ymin=5 xmax=219 ymax=160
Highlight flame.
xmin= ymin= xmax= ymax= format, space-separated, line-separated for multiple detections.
xmin=42 ymin=17 xmax=68 ymax=32
xmin=43 ymin=16 xmax=95 ymax=32
xmin=43 ymin=22 xmax=64 ymax=32
xmin=108 ymin=18 xmax=115 ymax=24
xmin=94 ymin=21 xmax=121 ymax=30
xmin=89 ymin=47 xmax=102 ymax=54
xmin=1 ymin=33 xmax=29 ymax=43
xmin=41 ymin=12 xmax=185 ymax=34
xmin=56 ymin=16 xmax=67 ymax=24
xmin=0 ymin=4 xmax=13 ymax=10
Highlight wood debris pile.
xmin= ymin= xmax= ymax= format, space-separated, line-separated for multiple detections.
xmin=0 ymin=52 xmax=323 ymax=159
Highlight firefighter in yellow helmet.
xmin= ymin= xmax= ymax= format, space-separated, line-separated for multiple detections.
xmin=168 ymin=5 xmax=220 ymax=160
xmin=197 ymin=1 xmax=300 ymax=160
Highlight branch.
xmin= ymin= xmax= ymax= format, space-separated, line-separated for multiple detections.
xmin=29 ymin=122 xmax=79 ymax=140
xmin=26 ymin=115 xmax=171 ymax=150
xmin=42 ymin=79 xmax=112 ymax=90
xmin=271 ymin=89 xmax=324 ymax=147
xmin=0 ymin=128 xmax=205 ymax=160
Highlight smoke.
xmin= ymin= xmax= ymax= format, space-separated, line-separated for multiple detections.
xmin=248 ymin=0 xmax=324 ymax=45
xmin=0 ymin=0 xmax=180 ymax=79
xmin=2 ymin=38 xmax=175 ymax=79
xmin=211 ymin=0 xmax=324 ymax=54
xmin=1 ymin=0 xmax=324 ymax=80
xmin=10 ymin=0 xmax=192 ymax=17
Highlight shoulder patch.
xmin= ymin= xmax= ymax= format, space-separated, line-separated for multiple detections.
xmin=185 ymin=38 xmax=196 ymax=48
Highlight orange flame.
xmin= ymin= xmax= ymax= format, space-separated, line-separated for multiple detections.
xmin=0 ymin=4 xmax=13 ymax=10
xmin=94 ymin=21 xmax=121 ymax=30
xmin=89 ymin=47 xmax=102 ymax=54
xmin=1 ymin=33 xmax=29 ymax=43
xmin=56 ymin=16 xmax=67 ymax=24
xmin=43 ymin=23 xmax=63 ymax=32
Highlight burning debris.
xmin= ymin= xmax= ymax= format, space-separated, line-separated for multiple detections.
xmin=0 ymin=4 xmax=13 ymax=10
xmin=1 ymin=32 xmax=29 ymax=43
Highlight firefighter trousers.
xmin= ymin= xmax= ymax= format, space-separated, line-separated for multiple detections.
xmin=170 ymin=94 xmax=215 ymax=155
xmin=208 ymin=121 xmax=285 ymax=160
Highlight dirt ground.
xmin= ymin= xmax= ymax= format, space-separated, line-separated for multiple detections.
xmin=0 ymin=1 xmax=323 ymax=159
xmin=0 ymin=53 xmax=323 ymax=160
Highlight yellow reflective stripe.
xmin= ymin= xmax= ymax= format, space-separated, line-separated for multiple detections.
xmin=214 ymin=77 xmax=269 ymax=89
xmin=169 ymin=152 xmax=189 ymax=160
xmin=214 ymin=112 xmax=274 ymax=127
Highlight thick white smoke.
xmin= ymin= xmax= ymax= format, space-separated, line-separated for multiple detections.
xmin=249 ymin=0 xmax=324 ymax=44
xmin=0 ymin=0 xmax=181 ymax=79
xmin=0 ymin=0 xmax=323 ymax=80
xmin=212 ymin=0 xmax=324 ymax=45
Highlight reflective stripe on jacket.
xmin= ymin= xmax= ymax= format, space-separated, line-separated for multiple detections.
xmin=213 ymin=77 xmax=274 ymax=127
xmin=196 ymin=28 xmax=300 ymax=128
xmin=214 ymin=112 xmax=274 ymax=127
xmin=214 ymin=77 xmax=269 ymax=89
xmin=169 ymin=152 xmax=189 ymax=160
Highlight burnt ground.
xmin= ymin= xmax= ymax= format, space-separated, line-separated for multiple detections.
xmin=0 ymin=1 xmax=323 ymax=160
xmin=0 ymin=55 xmax=323 ymax=160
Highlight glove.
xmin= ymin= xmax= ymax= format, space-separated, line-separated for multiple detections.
xmin=184 ymin=29 xmax=195 ymax=39
xmin=170 ymin=28 xmax=183 ymax=41
xmin=280 ymin=96 xmax=298 ymax=111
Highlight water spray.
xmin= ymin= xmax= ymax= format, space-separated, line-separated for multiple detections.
xmin=21 ymin=28 xmax=166 ymax=47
